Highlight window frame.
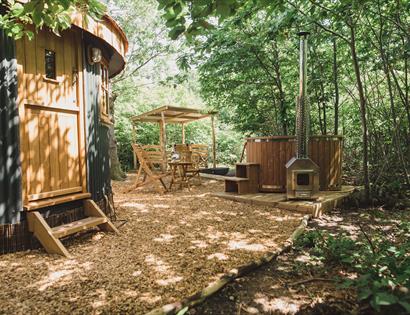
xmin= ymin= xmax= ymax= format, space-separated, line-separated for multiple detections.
xmin=44 ymin=49 xmax=57 ymax=80
xmin=99 ymin=59 xmax=112 ymax=125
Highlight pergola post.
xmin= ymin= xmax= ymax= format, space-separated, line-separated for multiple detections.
xmin=181 ymin=123 xmax=185 ymax=144
xmin=159 ymin=112 xmax=167 ymax=170
xmin=132 ymin=123 xmax=137 ymax=170
xmin=211 ymin=115 xmax=216 ymax=168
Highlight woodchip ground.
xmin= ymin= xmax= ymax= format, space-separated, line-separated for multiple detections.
xmin=0 ymin=175 xmax=303 ymax=314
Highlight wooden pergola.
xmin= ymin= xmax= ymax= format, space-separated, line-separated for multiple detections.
xmin=130 ymin=106 xmax=218 ymax=168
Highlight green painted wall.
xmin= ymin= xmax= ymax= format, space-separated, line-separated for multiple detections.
xmin=0 ymin=29 xmax=22 ymax=224
xmin=83 ymin=43 xmax=112 ymax=201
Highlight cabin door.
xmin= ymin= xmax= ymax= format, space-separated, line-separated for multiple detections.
xmin=17 ymin=29 xmax=86 ymax=204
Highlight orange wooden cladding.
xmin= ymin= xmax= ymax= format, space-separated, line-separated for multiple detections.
xmin=246 ymin=136 xmax=343 ymax=192
xmin=16 ymin=28 xmax=87 ymax=205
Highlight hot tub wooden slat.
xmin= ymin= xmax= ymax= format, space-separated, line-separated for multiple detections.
xmin=246 ymin=136 xmax=342 ymax=192
xmin=323 ymin=138 xmax=328 ymax=189
xmin=328 ymin=139 xmax=333 ymax=188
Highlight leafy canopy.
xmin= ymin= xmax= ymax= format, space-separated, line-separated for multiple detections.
xmin=0 ymin=0 xmax=106 ymax=39
xmin=157 ymin=0 xmax=247 ymax=39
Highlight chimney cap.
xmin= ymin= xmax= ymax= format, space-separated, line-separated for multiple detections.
xmin=297 ymin=31 xmax=310 ymax=37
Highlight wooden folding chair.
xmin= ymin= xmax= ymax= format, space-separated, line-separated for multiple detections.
xmin=130 ymin=144 xmax=169 ymax=193
xmin=190 ymin=144 xmax=209 ymax=168
xmin=174 ymin=144 xmax=201 ymax=185
xmin=141 ymin=144 xmax=166 ymax=172
xmin=187 ymin=152 xmax=202 ymax=184
xmin=174 ymin=144 xmax=191 ymax=162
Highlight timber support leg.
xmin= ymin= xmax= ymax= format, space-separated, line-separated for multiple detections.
xmin=83 ymin=199 xmax=119 ymax=234
xmin=27 ymin=212 xmax=71 ymax=258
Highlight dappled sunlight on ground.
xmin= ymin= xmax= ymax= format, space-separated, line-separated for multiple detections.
xmin=0 ymin=175 xmax=302 ymax=314
xmin=254 ymin=293 xmax=300 ymax=314
xmin=192 ymin=208 xmax=410 ymax=314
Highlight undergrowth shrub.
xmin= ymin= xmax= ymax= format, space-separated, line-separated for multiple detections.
xmin=296 ymin=227 xmax=410 ymax=314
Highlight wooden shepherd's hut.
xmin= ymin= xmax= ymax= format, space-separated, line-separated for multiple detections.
xmin=0 ymin=10 xmax=128 ymax=256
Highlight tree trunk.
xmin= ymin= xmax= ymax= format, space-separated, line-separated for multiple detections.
xmin=314 ymin=85 xmax=324 ymax=135
xmin=320 ymin=83 xmax=327 ymax=135
xmin=333 ymin=38 xmax=339 ymax=135
xmin=272 ymin=42 xmax=288 ymax=135
xmin=405 ymin=44 xmax=410 ymax=139
xmin=317 ymin=60 xmax=327 ymax=135
xmin=312 ymin=45 xmax=325 ymax=135
xmin=349 ymin=24 xmax=370 ymax=202
xmin=377 ymin=21 xmax=410 ymax=185
xmin=109 ymin=93 xmax=126 ymax=180
xmin=395 ymin=6 xmax=410 ymax=139
xmin=277 ymin=76 xmax=288 ymax=135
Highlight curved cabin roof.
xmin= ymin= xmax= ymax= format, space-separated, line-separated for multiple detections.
xmin=16 ymin=1 xmax=128 ymax=77
xmin=71 ymin=13 xmax=128 ymax=77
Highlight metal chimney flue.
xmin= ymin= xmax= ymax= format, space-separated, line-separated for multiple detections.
xmin=296 ymin=31 xmax=310 ymax=159
xmin=285 ymin=31 xmax=320 ymax=200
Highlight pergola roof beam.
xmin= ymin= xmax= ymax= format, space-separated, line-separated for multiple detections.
xmin=131 ymin=106 xmax=216 ymax=124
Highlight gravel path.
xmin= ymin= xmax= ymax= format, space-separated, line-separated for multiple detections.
xmin=0 ymin=175 xmax=302 ymax=314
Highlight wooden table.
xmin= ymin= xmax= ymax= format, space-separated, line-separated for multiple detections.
xmin=168 ymin=161 xmax=193 ymax=190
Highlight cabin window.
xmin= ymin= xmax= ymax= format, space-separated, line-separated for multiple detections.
xmin=100 ymin=61 xmax=111 ymax=124
xmin=45 ymin=50 xmax=56 ymax=80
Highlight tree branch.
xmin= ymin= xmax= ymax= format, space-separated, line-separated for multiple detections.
xmin=112 ymin=52 xmax=164 ymax=83
xmin=286 ymin=0 xmax=350 ymax=43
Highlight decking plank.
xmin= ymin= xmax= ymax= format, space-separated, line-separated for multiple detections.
xmin=212 ymin=186 xmax=361 ymax=217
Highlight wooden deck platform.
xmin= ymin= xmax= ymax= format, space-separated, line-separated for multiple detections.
xmin=212 ymin=186 xmax=360 ymax=217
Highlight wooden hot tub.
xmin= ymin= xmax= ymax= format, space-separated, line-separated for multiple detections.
xmin=246 ymin=135 xmax=343 ymax=192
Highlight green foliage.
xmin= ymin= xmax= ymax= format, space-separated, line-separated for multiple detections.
xmin=109 ymin=0 xmax=244 ymax=171
xmin=191 ymin=10 xmax=300 ymax=135
xmin=176 ymin=306 xmax=188 ymax=315
xmin=157 ymin=0 xmax=243 ymax=39
xmin=298 ymin=228 xmax=410 ymax=314
xmin=116 ymin=0 xmax=410 ymax=197
xmin=213 ymin=125 xmax=243 ymax=166
xmin=0 ymin=0 xmax=106 ymax=39
xmin=168 ymin=0 xmax=410 ymax=198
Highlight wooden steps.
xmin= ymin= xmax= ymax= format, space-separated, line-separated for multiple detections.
xmin=51 ymin=216 xmax=107 ymax=238
xmin=27 ymin=199 xmax=119 ymax=258
xmin=224 ymin=163 xmax=260 ymax=195
xmin=225 ymin=178 xmax=249 ymax=195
